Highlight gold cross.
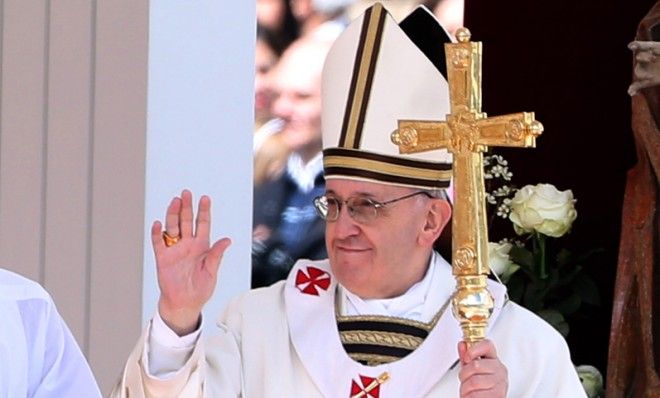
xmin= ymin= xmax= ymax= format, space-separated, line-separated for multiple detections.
xmin=351 ymin=372 xmax=390 ymax=398
xmin=391 ymin=28 xmax=543 ymax=343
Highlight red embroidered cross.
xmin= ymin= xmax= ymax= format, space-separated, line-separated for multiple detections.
xmin=295 ymin=266 xmax=331 ymax=296
xmin=350 ymin=375 xmax=381 ymax=398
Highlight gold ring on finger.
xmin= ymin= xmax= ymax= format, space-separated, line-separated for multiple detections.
xmin=162 ymin=231 xmax=180 ymax=247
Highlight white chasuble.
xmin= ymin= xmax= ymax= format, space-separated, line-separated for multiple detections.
xmin=112 ymin=253 xmax=586 ymax=397
xmin=0 ymin=269 xmax=101 ymax=398
xmin=286 ymin=256 xmax=504 ymax=397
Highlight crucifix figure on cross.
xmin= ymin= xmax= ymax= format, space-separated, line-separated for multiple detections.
xmin=391 ymin=27 xmax=543 ymax=344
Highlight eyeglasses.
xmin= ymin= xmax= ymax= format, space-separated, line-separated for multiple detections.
xmin=313 ymin=191 xmax=432 ymax=224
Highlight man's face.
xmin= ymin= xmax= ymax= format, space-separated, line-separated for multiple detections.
xmin=271 ymin=42 xmax=323 ymax=159
xmin=256 ymin=0 xmax=285 ymax=32
xmin=290 ymin=0 xmax=313 ymax=22
xmin=254 ymin=39 xmax=278 ymax=121
xmin=324 ymin=179 xmax=443 ymax=299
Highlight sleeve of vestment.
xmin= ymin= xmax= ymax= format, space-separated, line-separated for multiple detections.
xmin=20 ymin=289 xmax=102 ymax=398
xmin=147 ymin=311 xmax=201 ymax=378
xmin=493 ymin=303 xmax=588 ymax=398
xmin=110 ymin=304 xmax=244 ymax=398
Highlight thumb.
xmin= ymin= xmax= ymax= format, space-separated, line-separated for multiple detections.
xmin=205 ymin=237 xmax=232 ymax=276
xmin=457 ymin=341 xmax=469 ymax=364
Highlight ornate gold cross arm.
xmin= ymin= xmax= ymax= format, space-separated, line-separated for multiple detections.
xmin=391 ymin=121 xmax=451 ymax=153
xmin=391 ymin=28 xmax=543 ymax=344
xmin=475 ymin=112 xmax=543 ymax=147
xmin=393 ymin=112 xmax=542 ymax=154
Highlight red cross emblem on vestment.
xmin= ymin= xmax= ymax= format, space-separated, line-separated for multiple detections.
xmin=350 ymin=374 xmax=386 ymax=398
xmin=295 ymin=266 xmax=331 ymax=296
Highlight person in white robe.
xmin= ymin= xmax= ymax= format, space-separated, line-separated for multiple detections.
xmin=0 ymin=268 xmax=101 ymax=397
xmin=112 ymin=3 xmax=587 ymax=397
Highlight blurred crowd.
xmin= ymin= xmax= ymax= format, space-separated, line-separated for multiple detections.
xmin=251 ymin=0 xmax=463 ymax=288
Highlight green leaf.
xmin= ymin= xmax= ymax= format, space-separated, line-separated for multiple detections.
xmin=556 ymin=265 xmax=582 ymax=287
xmin=556 ymin=249 xmax=572 ymax=267
xmin=547 ymin=268 xmax=560 ymax=288
xmin=509 ymin=246 xmax=534 ymax=269
xmin=523 ymin=280 xmax=545 ymax=311
xmin=556 ymin=321 xmax=570 ymax=337
xmin=555 ymin=293 xmax=582 ymax=316
xmin=501 ymin=264 xmax=521 ymax=284
xmin=572 ymin=275 xmax=601 ymax=306
xmin=572 ymin=247 xmax=605 ymax=265
xmin=537 ymin=309 xmax=570 ymax=337
xmin=506 ymin=273 xmax=525 ymax=303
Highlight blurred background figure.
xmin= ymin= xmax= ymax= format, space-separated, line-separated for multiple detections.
xmin=254 ymin=0 xmax=300 ymax=160
xmin=348 ymin=0 xmax=463 ymax=36
xmin=290 ymin=0 xmax=354 ymax=39
xmin=254 ymin=25 xmax=281 ymax=132
xmin=254 ymin=0 xmax=301 ymax=190
xmin=423 ymin=0 xmax=464 ymax=36
xmin=252 ymin=35 xmax=335 ymax=288
xmin=257 ymin=0 xmax=300 ymax=54
xmin=348 ymin=0 xmax=421 ymax=20
xmin=254 ymin=25 xmax=291 ymax=187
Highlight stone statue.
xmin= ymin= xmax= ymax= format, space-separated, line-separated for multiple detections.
xmin=608 ymin=2 xmax=660 ymax=397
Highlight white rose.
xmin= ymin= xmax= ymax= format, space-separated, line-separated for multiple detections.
xmin=488 ymin=242 xmax=513 ymax=275
xmin=508 ymin=183 xmax=578 ymax=238
xmin=576 ymin=365 xmax=603 ymax=398
xmin=488 ymin=242 xmax=519 ymax=282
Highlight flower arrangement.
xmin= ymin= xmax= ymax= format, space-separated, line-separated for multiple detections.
xmin=484 ymin=154 xmax=604 ymax=397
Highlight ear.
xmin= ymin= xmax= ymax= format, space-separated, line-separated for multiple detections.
xmin=418 ymin=199 xmax=452 ymax=247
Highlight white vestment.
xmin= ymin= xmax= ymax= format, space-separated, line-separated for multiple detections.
xmin=113 ymin=253 xmax=586 ymax=397
xmin=0 ymin=268 xmax=101 ymax=398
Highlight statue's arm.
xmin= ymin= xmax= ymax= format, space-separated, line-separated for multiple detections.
xmin=628 ymin=41 xmax=660 ymax=96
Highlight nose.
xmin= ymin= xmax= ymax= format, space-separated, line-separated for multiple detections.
xmin=330 ymin=204 xmax=360 ymax=239
xmin=272 ymin=93 xmax=292 ymax=120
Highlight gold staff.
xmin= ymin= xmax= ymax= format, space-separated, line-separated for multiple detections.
xmin=391 ymin=28 xmax=543 ymax=344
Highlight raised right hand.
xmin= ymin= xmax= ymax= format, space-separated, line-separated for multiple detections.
xmin=152 ymin=189 xmax=232 ymax=336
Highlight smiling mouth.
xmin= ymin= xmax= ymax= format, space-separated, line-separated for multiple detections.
xmin=337 ymin=246 xmax=368 ymax=252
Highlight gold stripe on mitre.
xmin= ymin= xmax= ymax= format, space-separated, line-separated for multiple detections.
xmin=323 ymin=148 xmax=452 ymax=188
xmin=339 ymin=3 xmax=386 ymax=149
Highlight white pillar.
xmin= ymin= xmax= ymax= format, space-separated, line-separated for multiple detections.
xmin=144 ymin=1 xmax=255 ymax=327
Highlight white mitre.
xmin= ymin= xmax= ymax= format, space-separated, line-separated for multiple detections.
xmin=321 ymin=2 xmax=454 ymax=190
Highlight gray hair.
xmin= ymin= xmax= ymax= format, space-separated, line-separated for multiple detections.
xmin=422 ymin=188 xmax=450 ymax=201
